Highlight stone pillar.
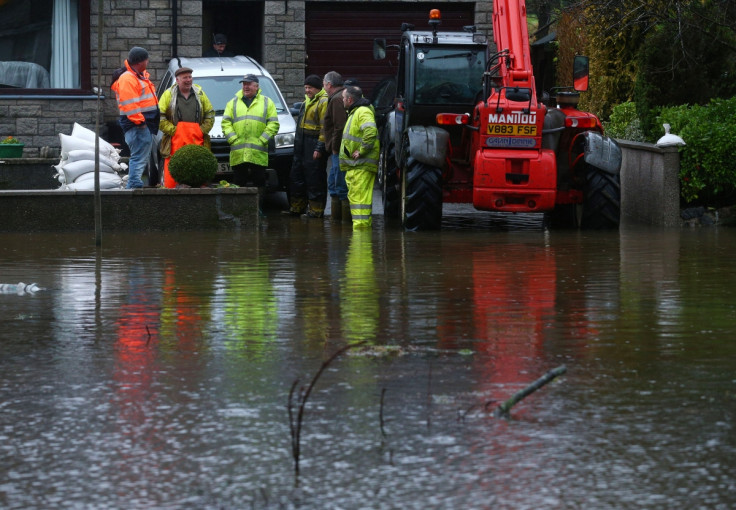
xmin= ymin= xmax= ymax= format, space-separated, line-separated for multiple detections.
xmin=619 ymin=140 xmax=681 ymax=227
xmin=265 ymin=0 xmax=305 ymax=107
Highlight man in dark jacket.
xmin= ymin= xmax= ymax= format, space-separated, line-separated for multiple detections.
xmin=287 ymin=74 xmax=329 ymax=217
xmin=319 ymin=71 xmax=349 ymax=222
xmin=203 ymin=33 xmax=234 ymax=58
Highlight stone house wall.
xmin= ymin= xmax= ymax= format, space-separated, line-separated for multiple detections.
xmin=1 ymin=0 xmax=492 ymax=157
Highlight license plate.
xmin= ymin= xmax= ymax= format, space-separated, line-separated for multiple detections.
xmin=218 ymin=162 xmax=231 ymax=173
xmin=487 ymin=124 xmax=537 ymax=136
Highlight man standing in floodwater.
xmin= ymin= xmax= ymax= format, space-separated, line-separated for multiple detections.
xmin=339 ymin=85 xmax=379 ymax=229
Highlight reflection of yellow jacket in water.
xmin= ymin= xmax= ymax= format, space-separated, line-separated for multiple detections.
xmin=341 ymin=231 xmax=378 ymax=342
xmin=222 ymin=262 xmax=278 ymax=352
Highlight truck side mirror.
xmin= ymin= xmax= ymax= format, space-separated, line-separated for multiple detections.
xmin=373 ymin=39 xmax=387 ymax=60
xmin=573 ymin=55 xmax=589 ymax=92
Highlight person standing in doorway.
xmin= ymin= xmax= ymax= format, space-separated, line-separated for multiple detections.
xmin=222 ymin=74 xmax=279 ymax=206
xmin=158 ymin=67 xmax=215 ymax=188
xmin=203 ymin=33 xmax=234 ymax=57
xmin=320 ymin=71 xmax=349 ymax=223
xmin=111 ymin=46 xmax=160 ymax=189
xmin=339 ymin=85 xmax=379 ymax=229
xmin=286 ymin=74 xmax=329 ymax=217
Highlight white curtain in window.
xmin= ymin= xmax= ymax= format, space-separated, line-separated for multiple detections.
xmin=50 ymin=0 xmax=80 ymax=88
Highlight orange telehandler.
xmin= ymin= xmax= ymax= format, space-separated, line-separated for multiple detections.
xmin=373 ymin=4 xmax=621 ymax=230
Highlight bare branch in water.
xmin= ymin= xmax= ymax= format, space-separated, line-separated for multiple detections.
xmin=495 ymin=365 xmax=567 ymax=418
xmin=288 ymin=341 xmax=367 ymax=480
xmin=379 ymin=388 xmax=387 ymax=438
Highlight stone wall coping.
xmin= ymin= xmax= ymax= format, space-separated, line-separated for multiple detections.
xmin=0 ymin=188 xmax=258 ymax=196
xmin=1 ymin=158 xmax=60 ymax=165
xmin=616 ymin=139 xmax=681 ymax=154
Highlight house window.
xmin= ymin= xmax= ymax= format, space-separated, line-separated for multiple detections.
xmin=0 ymin=0 xmax=90 ymax=92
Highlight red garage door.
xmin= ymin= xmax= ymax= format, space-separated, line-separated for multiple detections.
xmin=306 ymin=2 xmax=476 ymax=97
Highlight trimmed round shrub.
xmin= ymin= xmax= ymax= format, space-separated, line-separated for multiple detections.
xmin=169 ymin=144 xmax=217 ymax=187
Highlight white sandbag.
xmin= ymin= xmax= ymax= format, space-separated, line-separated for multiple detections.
xmin=65 ymin=149 xmax=122 ymax=171
xmin=71 ymin=123 xmax=120 ymax=158
xmin=55 ymin=159 xmax=115 ymax=183
xmin=65 ymin=180 xmax=122 ymax=190
xmin=65 ymin=172 xmax=123 ymax=190
xmin=54 ymin=168 xmax=66 ymax=185
xmin=59 ymin=133 xmax=119 ymax=162
xmin=61 ymin=159 xmax=115 ymax=182
xmin=73 ymin=171 xmax=122 ymax=184
xmin=73 ymin=170 xmax=120 ymax=184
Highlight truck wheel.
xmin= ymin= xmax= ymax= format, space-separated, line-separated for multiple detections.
xmin=401 ymin=156 xmax=442 ymax=231
xmin=380 ymin=142 xmax=399 ymax=219
xmin=581 ymin=165 xmax=620 ymax=229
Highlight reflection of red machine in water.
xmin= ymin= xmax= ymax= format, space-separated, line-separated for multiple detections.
xmin=160 ymin=263 xmax=204 ymax=350
xmin=113 ymin=262 xmax=163 ymax=419
xmin=472 ymin=245 xmax=556 ymax=391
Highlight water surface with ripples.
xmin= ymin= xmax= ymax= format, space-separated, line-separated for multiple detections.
xmin=1 ymin=198 xmax=735 ymax=509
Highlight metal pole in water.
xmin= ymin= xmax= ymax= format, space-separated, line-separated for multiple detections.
xmin=94 ymin=0 xmax=104 ymax=246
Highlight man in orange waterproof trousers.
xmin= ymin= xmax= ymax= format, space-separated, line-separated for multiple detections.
xmin=158 ymin=67 xmax=215 ymax=187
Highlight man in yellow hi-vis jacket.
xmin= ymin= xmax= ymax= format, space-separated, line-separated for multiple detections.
xmin=222 ymin=74 xmax=279 ymax=197
xmin=339 ymin=85 xmax=379 ymax=229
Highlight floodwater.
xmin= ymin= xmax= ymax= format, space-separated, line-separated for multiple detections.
xmin=1 ymin=196 xmax=735 ymax=509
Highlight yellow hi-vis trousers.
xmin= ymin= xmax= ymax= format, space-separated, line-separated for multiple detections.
xmin=345 ymin=169 xmax=376 ymax=229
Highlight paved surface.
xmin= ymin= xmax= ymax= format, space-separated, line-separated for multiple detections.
xmin=264 ymin=188 xmax=545 ymax=231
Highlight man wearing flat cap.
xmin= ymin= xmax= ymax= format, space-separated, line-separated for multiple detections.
xmin=111 ymin=46 xmax=160 ymax=188
xmin=286 ymin=74 xmax=329 ymax=217
xmin=203 ymin=33 xmax=234 ymax=57
xmin=222 ymin=74 xmax=279 ymax=202
xmin=157 ymin=67 xmax=215 ymax=187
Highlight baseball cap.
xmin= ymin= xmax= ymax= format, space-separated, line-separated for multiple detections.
xmin=239 ymin=74 xmax=260 ymax=83
xmin=213 ymin=33 xmax=227 ymax=45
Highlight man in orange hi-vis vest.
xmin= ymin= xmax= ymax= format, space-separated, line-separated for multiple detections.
xmin=111 ymin=47 xmax=160 ymax=189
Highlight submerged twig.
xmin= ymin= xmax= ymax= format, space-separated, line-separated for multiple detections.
xmin=379 ymin=388 xmax=387 ymax=438
xmin=287 ymin=379 xmax=300 ymax=464
xmin=287 ymin=341 xmax=366 ymax=480
xmin=494 ymin=365 xmax=567 ymax=418
xmin=426 ymin=361 xmax=433 ymax=430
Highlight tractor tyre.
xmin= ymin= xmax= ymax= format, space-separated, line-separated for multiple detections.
xmin=581 ymin=165 xmax=620 ymax=229
xmin=401 ymin=156 xmax=442 ymax=231
xmin=380 ymin=142 xmax=400 ymax=219
xmin=544 ymin=203 xmax=581 ymax=229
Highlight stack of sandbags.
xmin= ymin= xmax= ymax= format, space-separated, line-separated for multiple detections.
xmin=54 ymin=123 xmax=127 ymax=190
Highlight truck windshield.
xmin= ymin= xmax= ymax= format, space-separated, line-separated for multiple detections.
xmin=413 ymin=47 xmax=485 ymax=105
xmin=192 ymin=76 xmax=287 ymax=115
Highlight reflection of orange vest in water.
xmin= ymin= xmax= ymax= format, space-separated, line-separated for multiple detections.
xmin=164 ymin=123 xmax=204 ymax=188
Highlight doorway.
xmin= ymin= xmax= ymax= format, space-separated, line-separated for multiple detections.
xmin=201 ymin=1 xmax=263 ymax=62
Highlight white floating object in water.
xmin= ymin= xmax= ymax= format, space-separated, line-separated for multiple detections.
xmin=656 ymin=123 xmax=686 ymax=147
xmin=0 ymin=282 xmax=42 ymax=295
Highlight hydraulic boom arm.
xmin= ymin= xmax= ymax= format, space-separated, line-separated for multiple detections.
xmin=491 ymin=0 xmax=536 ymax=99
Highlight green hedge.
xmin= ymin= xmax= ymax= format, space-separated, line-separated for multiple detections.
xmin=603 ymin=102 xmax=645 ymax=142
xmin=657 ymin=97 xmax=736 ymax=204
xmin=606 ymin=98 xmax=736 ymax=205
